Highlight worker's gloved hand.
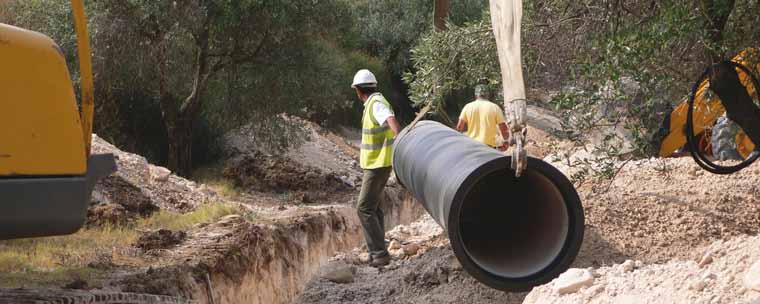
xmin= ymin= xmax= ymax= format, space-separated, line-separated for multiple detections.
xmin=497 ymin=144 xmax=509 ymax=152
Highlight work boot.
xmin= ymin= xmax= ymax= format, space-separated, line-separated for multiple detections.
xmin=369 ymin=254 xmax=391 ymax=268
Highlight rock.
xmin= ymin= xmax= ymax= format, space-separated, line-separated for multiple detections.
xmin=699 ymin=251 xmax=714 ymax=268
xmin=358 ymin=252 xmax=371 ymax=263
xmin=389 ymin=240 xmax=401 ymax=250
xmin=322 ymin=262 xmax=356 ymax=284
xmin=634 ymin=260 xmax=644 ymax=268
xmin=149 ymin=166 xmax=172 ymax=183
xmin=448 ymin=256 xmax=462 ymax=271
xmin=621 ymin=259 xmax=635 ymax=272
xmin=389 ymin=248 xmax=405 ymax=259
xmin=402 ymin=243 xmax=420 ymax=256
xmin=554 ymin=268 xmax=595 ymax=295
xmin=690 ymin=280 xmax=707 ymax=292
xmin=744 ymin=259 xmax=760 ymax=291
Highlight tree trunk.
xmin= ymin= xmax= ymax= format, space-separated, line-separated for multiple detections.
xmin=701 ymin=0 xmax=736 ymax=62
xmin=433 ymin=0 xmax=450 ymax=32
xmin=166 ymin=116 xmax=194 ymax=177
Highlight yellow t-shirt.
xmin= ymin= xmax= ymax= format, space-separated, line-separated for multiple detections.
xmin=459 ymin=99 xmax=506 ymax=147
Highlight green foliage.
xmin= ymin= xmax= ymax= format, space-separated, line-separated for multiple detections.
xmin=555 ymin=1 xmax=736 ymax=156
xmin=404 ymin=14 xmax=500 ymax=122
xmin=2 ymin=0 xmax=385 ymax=168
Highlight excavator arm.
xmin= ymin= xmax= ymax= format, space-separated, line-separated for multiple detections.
xmin=657 ymin=47 xmax=760 ymax=159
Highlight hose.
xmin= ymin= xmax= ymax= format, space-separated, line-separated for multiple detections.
xmin=686 ymin=60 xmax=760 ymax=174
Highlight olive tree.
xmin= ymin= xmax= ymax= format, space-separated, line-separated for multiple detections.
xmin=93 ymin=0 xmax=335 ymax=175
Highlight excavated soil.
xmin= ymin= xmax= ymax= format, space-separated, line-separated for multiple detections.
xmin=299 ymin=152 xmax=760 ymax=304
xmin=88 ymin=134 xmax=218 ymax=225
xmin=525 ymin=235 xmax=760 ymax=303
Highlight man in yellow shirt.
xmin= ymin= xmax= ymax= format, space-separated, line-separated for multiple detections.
xmin=457 ymin=85 xmax=510 ymax=150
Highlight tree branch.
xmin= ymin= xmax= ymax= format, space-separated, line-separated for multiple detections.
xmin=211 ymin=27 xmax=271 ymax=74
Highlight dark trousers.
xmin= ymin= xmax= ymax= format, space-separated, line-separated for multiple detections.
xmin=356 ymin=167 xmax=392 ymax=259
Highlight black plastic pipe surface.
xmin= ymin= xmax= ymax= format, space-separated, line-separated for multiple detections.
xmin=392 ymin=120 xmax=584 ymax=291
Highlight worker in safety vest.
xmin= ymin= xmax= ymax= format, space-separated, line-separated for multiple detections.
xmin=457 ymin=85 xmax=510 ymax=150
xmin=351 ymin=69 xmax=401 ymax=267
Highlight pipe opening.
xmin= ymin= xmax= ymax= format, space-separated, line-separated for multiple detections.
xmin=458 ymin=168 xmax=569 ymax=278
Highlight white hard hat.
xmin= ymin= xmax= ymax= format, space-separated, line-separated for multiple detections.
xmin=351 ymin=69 xmax=378 ymax=88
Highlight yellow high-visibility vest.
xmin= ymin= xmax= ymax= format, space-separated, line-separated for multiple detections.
xmin=360 ymin=94 xmax=395 ymax=169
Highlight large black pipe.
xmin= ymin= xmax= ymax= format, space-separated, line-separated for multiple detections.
xmin=392 ymin=121 xmax=584 ymax=291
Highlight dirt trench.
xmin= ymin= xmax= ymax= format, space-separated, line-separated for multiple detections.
xmin=115 ymin=187 xmax=424 ymax=304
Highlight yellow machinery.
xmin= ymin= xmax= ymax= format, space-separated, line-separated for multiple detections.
xmin=658 ymin=48 xmax=760 ymax=159
xmin=0 ymin=0 xmax=115 ymax=239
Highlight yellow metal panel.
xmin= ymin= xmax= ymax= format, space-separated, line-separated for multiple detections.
xmin=0 ymin=24 xmax=86 ymax=176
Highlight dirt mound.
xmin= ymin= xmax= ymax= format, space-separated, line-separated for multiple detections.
xmin=136 ymin=229 xmax=188 ymax=251
xmin=223 ymin=152 xmax=352 ymax=193
xmin=224 ymin=115 xmax=362 ymax=187
xmin=88 ymin=135 xmax=218 ymax=224
xmin=525 ymin=235 xmax=760 ymax=303
xmin=576 ymin=157 xmax=760 ymax=266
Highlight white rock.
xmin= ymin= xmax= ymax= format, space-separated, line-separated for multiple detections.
xmin=621 ymin=260 xmax=635 ymax=272
xmin=358 ymin=252 xmax=370 ymax=263
xmin=690 ymin=280 xmax=707 ymax=292
xmin=554 ymin=268 xmax=595 ymax=295
xmin=389 ymin=248 xmax=405 ymax=259
xmin=634 ymin=260 xmax=644 ymax=268
xmin=744 ymin=259 xmax=760 ymax=291
xmin=699 ymin=251 xmax=714 ymax=268
xmin=149 ymin=165 xmax=172 ymax=182
xmin=388 ymin=240 xmax=401 ymax=250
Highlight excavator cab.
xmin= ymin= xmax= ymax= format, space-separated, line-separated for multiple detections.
xmin=0 ymin=1 xmax=116 ymax=239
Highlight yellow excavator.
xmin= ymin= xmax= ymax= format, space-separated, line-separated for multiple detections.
xmin=0 ymin=0 xmax=116 ymax=240
xmin=656 ymin=47 xmax=760 ymax=173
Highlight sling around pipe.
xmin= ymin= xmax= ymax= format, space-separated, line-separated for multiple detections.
xmin=392 ymin=121 xmax=584 ymax=291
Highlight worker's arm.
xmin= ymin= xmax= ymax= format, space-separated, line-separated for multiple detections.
xmin=456 ymin=119 xmax=467 ymax=132
xmin=387 ymin=116 xmax=402 ymax=135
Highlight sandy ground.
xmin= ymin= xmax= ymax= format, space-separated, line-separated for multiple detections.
xmin=297 ymin=148 xmax=760 ymax=304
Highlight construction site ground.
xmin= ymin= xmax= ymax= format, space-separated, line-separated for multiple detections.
xmin=297 ymin=126 xmax=760 ymax=304
xmin=1 ymin=114 xmax=759 ymax=303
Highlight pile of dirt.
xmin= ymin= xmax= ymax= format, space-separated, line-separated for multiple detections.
xmin=525 ymin=235 xmax=760 ymax=303
xmin=89 ymin=135 xmax=218 ymax=224
xmin=221 ymin=115 xmax=363 ymax=206
xmin=576 ymin=157 xmax=760 ymax=265
xmin=223 ymin=151 xmax=352 ymax=194
xmin=224 ymin=115 xmax=361 ymax=184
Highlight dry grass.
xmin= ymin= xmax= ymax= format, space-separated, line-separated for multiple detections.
xmin=0 ymin=202 xmax=248 ymax=288
xmin=193 ymin=164 xmax=243 ymax=199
